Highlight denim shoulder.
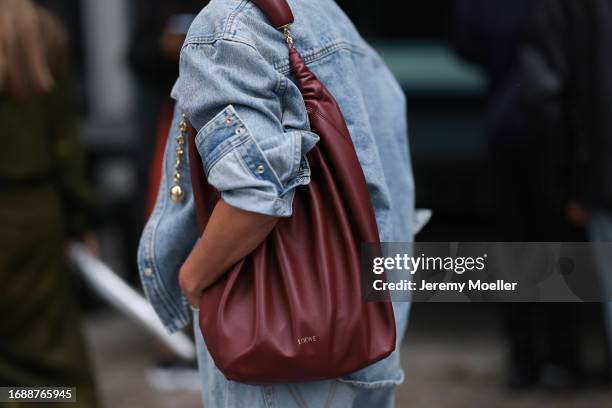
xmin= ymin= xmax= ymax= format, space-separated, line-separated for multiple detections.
xmin=183 ymin=0 xmax=280 ymax=49
xmin=182 ymin=0 xmax=249 ymax=43
xmin=172 ymin=19 xmax=318 ymax=218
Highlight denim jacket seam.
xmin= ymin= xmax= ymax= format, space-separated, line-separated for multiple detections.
xmin=290 ymin=132 xmax=301 ymax=186
xmin=196 ymin=125 xmax=250 ymax=173
xmin=183 ymin=35 xmax=256 ymax=51
xmin=196 ymin=108 xmax=286 ymax=195
xmin=276 ymin=198 xmax=289 ymax=216
xmin=195 ymin=103 xmax=243 ymax=140
xmin=144 ymin=177 xmax=168 ymax=314
xmin=195 ymin=107 xmax=251 ymax=174
xmin=222 ymin=0 xmax=250 ymax=39
xmin=203 ymin=136 xmax=250 ymax=175
xmin=274 ymin=41 xmax=368 ymax=74
xmin=274 ymin=192 xmax=292 ymax=216
xmin=149 ymin=200 xmax=189 ymax=331
xmin=261 ymin=386 xmax=274 ymax=408
xmin=233 ymin=148 xmax=257 ymax=181
xmin=337 ymin=368 xmax=405 ymax=389
xmin=336 ymin=379 xmax=403 ymax=389
xmin=296 ymin=148 xmax=311 ymax=179
xmin=151 ymin=159 xmax=189 ymax=323
xmin=150 ymin=142 xmax=192 ymax=330
xmin=194 ymin=106 xmax=247 ymax=174
xmin=139 ymin=170 xmax=187 ymax=332
xmin=282 ymin=159 xmax=311 ymax=195
xmin=237 ymin=131 xmax=285 ymax=194
xmin=277 ymin=76 xmax=290 ymax=125
xmin=196 ymin=106 xmax=236 ymax=140
xmin=182 ymin=37 xmax=283 ymax=96
xmin=276 ymin=75 xmax=288 ymax=104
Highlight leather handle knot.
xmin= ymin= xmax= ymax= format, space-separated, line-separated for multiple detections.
xmin=251 ymin=0 xmax=294 ymax=28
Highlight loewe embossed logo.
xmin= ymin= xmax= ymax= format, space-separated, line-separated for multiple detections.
xmin=297 ymin=335 xmax=317 ymax=345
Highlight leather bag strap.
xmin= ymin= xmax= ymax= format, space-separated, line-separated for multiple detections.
xmin=250 ymin=0 xmax=294 ymax=28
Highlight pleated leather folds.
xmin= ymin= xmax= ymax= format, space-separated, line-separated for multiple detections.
xmin=186 ymin=1 xmax=395 ymax=384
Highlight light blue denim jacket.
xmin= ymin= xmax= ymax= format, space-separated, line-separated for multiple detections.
xmin=138 ymin=0 xmax=414 ymax=387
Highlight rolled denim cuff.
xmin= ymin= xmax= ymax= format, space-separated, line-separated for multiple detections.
xmin=194 ymin=105 xmax=315 ymax=217
xmin=221 ymin=188 xmax=296 ymax=217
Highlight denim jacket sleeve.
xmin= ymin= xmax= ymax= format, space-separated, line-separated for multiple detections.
xmin=171 ymin=39 xmax=319 ymax=217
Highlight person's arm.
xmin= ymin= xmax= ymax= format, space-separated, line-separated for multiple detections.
xmin=173 ymin=39 xmax=318 ymax=308
xmin=179 ymin=200 xmax=278 ymax=308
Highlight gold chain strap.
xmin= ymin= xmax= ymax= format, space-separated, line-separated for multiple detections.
xmin=169 ymin=113 xmax=187 ymax=202
xmin=280 ymin=25 xmax=295 ymax=49
xmin=168 ymin=25 xmax=295 ymax=202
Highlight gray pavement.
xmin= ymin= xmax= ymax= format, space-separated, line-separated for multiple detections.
xmin=85 ymin=309 xmax=612 ymax=408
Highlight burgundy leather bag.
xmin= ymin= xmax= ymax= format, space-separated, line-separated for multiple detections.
xmin=187 ymin=0 xmax=395 ymax=383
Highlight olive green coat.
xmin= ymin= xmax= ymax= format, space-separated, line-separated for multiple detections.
xmin=0 ymin=39 xmax=98 ymax=408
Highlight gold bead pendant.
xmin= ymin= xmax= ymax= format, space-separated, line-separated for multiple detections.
xmin=170 ymin=185 xmax=185 ymax=202
xmin=170 ymin=113 xmax=188 ymax=202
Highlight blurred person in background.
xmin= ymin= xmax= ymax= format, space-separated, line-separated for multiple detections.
xmin=0 ymin=0 xmax=98 ymax=406
xmin=451 ymin=0 xmax=583 ymax=390
xmin=522 ymin=0 xmax=612 ymax=376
